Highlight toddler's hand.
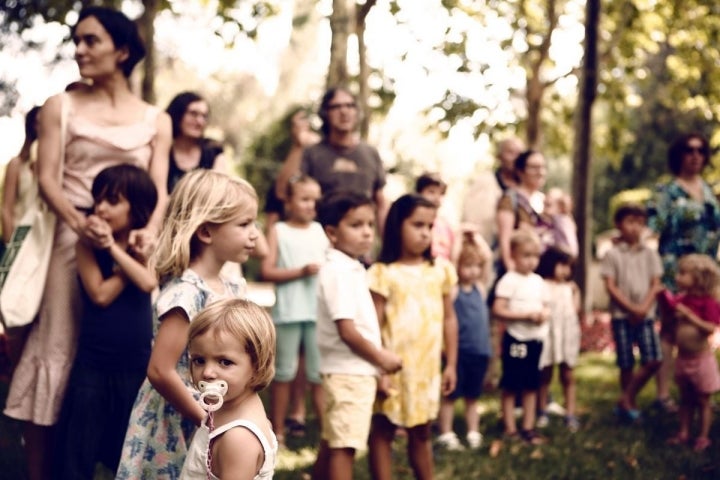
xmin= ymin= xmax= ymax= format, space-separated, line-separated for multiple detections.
xmin=675 ymin=304 xmax=691 ymax=321
xmin=377 ymin=348 xmax=402 ymax=374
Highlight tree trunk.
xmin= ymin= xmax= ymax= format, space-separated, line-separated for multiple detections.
xmin=356 ymin=0 xmax=376 ymax=140
xmin=327 ymin=0 xmax=354 ymax=88
xmin=572 ymin=0 xmax=600 ymax=312
xmin=139 ymin=0 xmax=158 ymax=103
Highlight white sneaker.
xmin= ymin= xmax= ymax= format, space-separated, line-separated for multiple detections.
xmin=546 ymin=401 xmax=567 ymax=416
xmin=436 ymin=432 xmax=465 ymax=451
xmin=536 ymin=413 xmax=550 ymax=428
xmin=466 ymin=431 xmax=483 ymax=449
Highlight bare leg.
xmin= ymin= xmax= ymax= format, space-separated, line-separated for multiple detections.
xmin=464 ymin=397 xmax=480 ymax=434
xmin=24 ymin=423 xmax=52 ymax=480
xmin=655 ymin=336 xmax=674 ymax=402
xmin=438 ymin=397 xmax=455 ymax=434
xmin=311 ymin=382 xmax=325 ymax=430
xmin=270 ymin=380 xmax=292 ymax=442
xmin=521 ymin=390 xmax=538 ymax=431
xmin=696 ymin=392 xmax=712 ymax=440
xmin=313 ymin=440 xmax=331 ymax=480
xmin=620 ymin=361 xmax=660 ymax=410
xmin=501 ymin=390 xmax=517 ymax=434
xmin=537 ymin=366 xmax=553 ymax=414
xmin=368 ymin=415 xmax=396 ymax=480
xmin=288 ymin=354 xmax=307 ymax=423
xmin=328 ymin=447 xmax=356 ymax=480
xmin=560 ymin=364 xmax=576 ymax=417
xmin=407 ymin=422 xmax=434 ymax=480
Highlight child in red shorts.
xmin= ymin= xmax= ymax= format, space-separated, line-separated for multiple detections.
xmin=661 ymin=254 xmax=720 ymax=452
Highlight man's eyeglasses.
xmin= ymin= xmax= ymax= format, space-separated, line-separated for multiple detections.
xmin=326 ymin=102 xmax=357 ymax=111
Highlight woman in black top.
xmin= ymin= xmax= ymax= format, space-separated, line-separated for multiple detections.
xmin=165 ymin=91 xmax=226 ymax=193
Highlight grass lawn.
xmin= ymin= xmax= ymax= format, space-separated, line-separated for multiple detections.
xmin=1 ymin=352 xmax=719 ymax=479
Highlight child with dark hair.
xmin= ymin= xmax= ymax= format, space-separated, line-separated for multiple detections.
xmin=368 ymin=193 xmax=458 ymax=479
xmin=55 ymin=165 xmax=158 ymax=478
xmin=601 ymin=203 xmax=663 ymax=423
xmin=535 ymin=247 xmax=581 ymax=432
xmin=415 ymin=172 xmax=455 ymax=261
xmin=313 ymin=190 xmax=402 ymax=480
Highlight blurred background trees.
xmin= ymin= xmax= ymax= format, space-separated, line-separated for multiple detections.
xmin=3 ymin=0 xmax=720 ymax=289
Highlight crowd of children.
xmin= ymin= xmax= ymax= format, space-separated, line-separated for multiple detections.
xmin=3 ymin=151 xmax=720 ymax=478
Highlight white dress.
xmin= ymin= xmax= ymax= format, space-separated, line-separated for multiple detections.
xmin=180 ymin=418 xmax=277 ymax=480
xmin=539 ymin=281 xmax=581 ymax=368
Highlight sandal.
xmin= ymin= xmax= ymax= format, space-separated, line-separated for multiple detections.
xmin=519 ymin=429 xmax=547 ymax=445
xmin=502 ymin=431 xmax=521 ymax=443
xmin=614 ymin=405 xmax=641 ymax=423
xmin=666 ymin=434 xmax=689 ymax=446
xmin=652 ymin=397 xmax=679 ymax=413
xmin=693 ymin=437 xmax=711 ymax=452
xmin=284 ymin=418 xmax=307 ymax=438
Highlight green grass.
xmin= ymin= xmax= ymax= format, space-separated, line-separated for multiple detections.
xmin=2 ymin=352 xmax=719 ymax=479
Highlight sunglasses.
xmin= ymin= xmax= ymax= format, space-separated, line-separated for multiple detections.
xmin=683 ymin=145 xmax=706 ymax=155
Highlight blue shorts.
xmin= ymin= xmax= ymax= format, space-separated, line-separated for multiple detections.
xmin=499 ymin=332 xmax=543 ymax=392
xmin=447 ymin=353 xmax=489 ymax=400
xmin=274 ymin=321 xmax=321 ymax=383
xmin=611 ymin=318 xmax=662 ymax=369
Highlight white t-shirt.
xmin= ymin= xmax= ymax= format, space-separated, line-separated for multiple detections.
xmin=316 ymin=248 xmax=381 ymax=376
xmin=494 ymin=270 xmax=549 ymax=341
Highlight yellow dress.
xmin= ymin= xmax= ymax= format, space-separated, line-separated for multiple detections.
xmin=368 ymin=259 xmax=457 ymax=427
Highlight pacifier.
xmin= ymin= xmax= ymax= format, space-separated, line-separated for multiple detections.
xmin=197 ymin=380 xmax=228 ymax=412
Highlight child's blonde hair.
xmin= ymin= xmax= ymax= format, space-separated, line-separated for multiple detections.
xmin=677 ymin=254 xmax=720 ymax=298
xmin=188 ymin=298 xmax=276 ymax=392
xmin=457 ymin=232 xmax=488 ymax=267
xmin=153 ymin=170 xmax=257 ymax=283
xmin=510 ymin=229 xmax=541 ymax=253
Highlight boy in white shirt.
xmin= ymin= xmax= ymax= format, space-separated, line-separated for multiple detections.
xmin=313 ymin=191 xmax=402 ymax=480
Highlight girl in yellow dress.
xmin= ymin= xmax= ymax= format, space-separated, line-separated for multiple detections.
xmin=367 ymin=193 xmax=458 ymax=480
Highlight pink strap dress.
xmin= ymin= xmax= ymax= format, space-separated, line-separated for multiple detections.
xmin=4 ymin=94 xmax=160 ymax=426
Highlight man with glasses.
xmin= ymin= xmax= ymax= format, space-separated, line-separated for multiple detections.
xmin=276 ymin=87 xmax=388 ymax=231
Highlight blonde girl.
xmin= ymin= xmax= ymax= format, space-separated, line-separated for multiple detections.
xmin=367 ymin=193 xmax=458 ymax=480
xmin=116 ymin=170 xmax=259 ymax=479
xmin=664 ymin=254 xmax=720 ymax=452
xmin=180 ymin=298 xmax=277 ymax=479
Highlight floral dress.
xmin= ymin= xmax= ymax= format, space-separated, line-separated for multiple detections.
xmin=367 ymin=259 xmax=457 ymax=427
xmin=647 ymin=179 xmax=720 ymax=290
xmin=115 ymin=269 xmax=244 ymax=480
xmin=539 ymin=281 xmax=580 ymax=369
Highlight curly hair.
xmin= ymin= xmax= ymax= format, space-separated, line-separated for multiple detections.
xmin=677 ymin=254 xmax=720 ymax=298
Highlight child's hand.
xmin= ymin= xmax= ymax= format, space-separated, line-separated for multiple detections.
xmin=441 ymin=365 xmax=457 ymax=396
xmin=301 ymin=263 xmax=321 ymax=276
xmin=529 ymin=311 xmax=546 ymax=324
xmin=376 ymin=374 xmax=398 ymax=400
xmin=377 ymin=348 xmax=402 ymax=374
xmin=675 ymin=304 xmax=691 ymax=322
xmin=129 ymin=228 xmax=156 ymax=261
xmin=86 ymin=215 xmax=113 ymax=249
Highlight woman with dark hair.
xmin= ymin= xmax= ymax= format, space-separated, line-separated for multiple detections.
xmin=165 ymin=91 xmax=226 ymax=193
xmin=647 ymin=132 xmax=720 ymax=413
xmin=495 ymin=149 xmax=554 ymax=272
xmin=2 ymin=105 xmax=41 ymax=245
xmin=2 ymin=6 xmax=171 ymax=479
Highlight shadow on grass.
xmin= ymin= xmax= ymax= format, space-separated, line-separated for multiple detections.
xmin=2 ymin=353 xmax=719 ymax=479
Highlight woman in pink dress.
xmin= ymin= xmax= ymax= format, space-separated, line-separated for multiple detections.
xmin=3 ymin=6 xmax=171 ymax=479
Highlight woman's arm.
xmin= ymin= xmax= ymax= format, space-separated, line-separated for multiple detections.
xmin=496 ymin=208 xmax=516 ymax=271
xmin=147 ymin=310 xmax=206 ymax=426
xmin=212 ymin=152 xmax=228 ymax=175
xmin=2 ymin=157 xmax=21 ymax=244
xmin=36 ymin=94 xmax=88 ymax=234
xmin=145 ymin=110 xmax=172 ymax=233
xmin=76 ymin=241 xmax=126 ymax=307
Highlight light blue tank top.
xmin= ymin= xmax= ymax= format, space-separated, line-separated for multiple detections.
xmin=272 ymin=221 xmax=329 ymax=324
xmin=454 ymin=284 xmax=492 ymax=356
